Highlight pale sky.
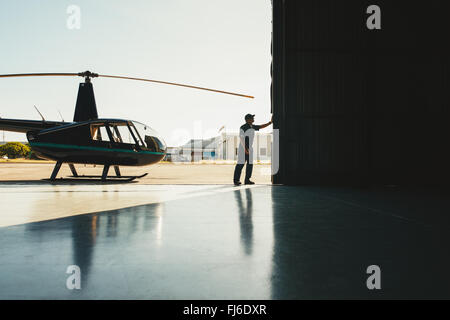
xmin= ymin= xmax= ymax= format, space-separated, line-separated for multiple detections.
xmin=0 ymin=0 xmax=272 ymax=146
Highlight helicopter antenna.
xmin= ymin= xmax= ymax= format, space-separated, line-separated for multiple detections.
xmin=58 ymin=110 xmax=65 ymax=122
xmin=34 ymin=105 xmax=46 ymax=122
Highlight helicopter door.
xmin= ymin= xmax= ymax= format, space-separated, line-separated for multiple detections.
xmin=113 ymin=124 xmax=134 ymax=145
xmin=108 ymin=123 xmax=143 ymax=152
xmin=91 ymin=124 xmax=112 ymax=143
xmin=90 ymin=124 xmax=116 ymax=156
xmin=109 ymin=125 xmax=122 ymax=143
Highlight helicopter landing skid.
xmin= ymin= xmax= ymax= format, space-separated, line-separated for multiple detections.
xmin=45 ymin=173 xmax=148 ymax=183
xmin=46 ymin=162 xmax=148 ymax=182
xmin=70 ymin=173 xmax=148 ymax=181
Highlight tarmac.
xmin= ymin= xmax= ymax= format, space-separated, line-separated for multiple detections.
xmin=1 ymin=163 xmax=450 ymax=299
xmin=0 ymin=162 xmax=272 ymax=185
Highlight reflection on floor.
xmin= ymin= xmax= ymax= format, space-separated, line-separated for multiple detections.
xmin=0 ymin=185 xmax=449 ymax=299
xmin=0 ymin=184 xmax=257 ymax=227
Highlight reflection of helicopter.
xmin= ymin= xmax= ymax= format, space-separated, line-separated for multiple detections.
xmin=0 ymin=71 xmax=253 ymax=181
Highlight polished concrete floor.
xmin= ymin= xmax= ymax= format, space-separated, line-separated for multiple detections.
xmin=1 ymin=184 xmax=450 ymax=299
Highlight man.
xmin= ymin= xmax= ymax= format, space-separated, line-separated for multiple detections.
xmin=233 ymin=114 xmax=273 ymax=186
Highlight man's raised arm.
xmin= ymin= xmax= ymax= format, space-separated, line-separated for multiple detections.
xmin=257 ymin=116 xmax=273 ymax=129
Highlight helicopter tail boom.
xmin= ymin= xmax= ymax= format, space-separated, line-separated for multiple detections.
xmin=0 ymin=118 xmax=65 ymax=133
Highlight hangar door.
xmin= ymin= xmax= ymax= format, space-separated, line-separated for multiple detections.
xmin=271 ymin=0 xmax=450 ymax=186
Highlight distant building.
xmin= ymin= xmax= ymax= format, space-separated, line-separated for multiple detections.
xmin=166 ymin=132 xmax=272 ymax=162
xmin=164 ymin=146 xmax=191 ymax=162
xmin=216 ymin=132 xmax=272 ymax=162
xmin=174 ymin=137 xmax=218 ymax=162
xmin=163 ymin=147 xmax=178 ymax=162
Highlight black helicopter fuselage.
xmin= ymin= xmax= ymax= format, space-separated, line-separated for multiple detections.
xmin=26 ymin=118 xmax=166 ymax=166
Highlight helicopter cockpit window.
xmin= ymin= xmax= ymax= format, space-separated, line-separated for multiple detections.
xmin=91 ymin=124 xmax=111 ymax=142
xmin=129 ymin=125 xmax=145 ymax=148
xmin=106 ymin=125 xmax=120 ymax=143
xmin=113 ymin=123 xmax=136 ymax=145
xmin=132 ymin=121 xmax=167 ymax=152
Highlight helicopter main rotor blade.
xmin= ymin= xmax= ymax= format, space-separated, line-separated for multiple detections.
xmin=98 ymin=74 xmax=254 ymax=99
xmin=0 ymin=73 xmax=79 ymax=78
xmin=0 ymin=71 xmax=254 ymax=99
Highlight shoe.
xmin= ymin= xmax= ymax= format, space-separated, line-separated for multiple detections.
xmin=234 ymin=181 xmax=242 ymax=186
xmin=244 ymin=180 xmax=255 ymax=185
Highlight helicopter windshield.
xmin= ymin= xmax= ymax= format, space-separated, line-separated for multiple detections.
xmin=131 ymin=121 xmax=166 ymax=153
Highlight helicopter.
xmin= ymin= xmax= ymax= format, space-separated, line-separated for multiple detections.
xmin=0 ymin=71 xmax=253 ymax=181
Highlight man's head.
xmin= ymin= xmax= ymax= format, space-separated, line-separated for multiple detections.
xmin=245 ymin=113 xmax=255 ymax=124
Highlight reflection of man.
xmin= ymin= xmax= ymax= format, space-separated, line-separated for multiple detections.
xmin=233 ymin=114 xmax=272 ymax=186
xmin=235 ymin=189 xmax=253 ymax=255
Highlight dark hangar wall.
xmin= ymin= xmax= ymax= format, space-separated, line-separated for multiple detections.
xmin=272 ymin=0 xmax=450 ymax=186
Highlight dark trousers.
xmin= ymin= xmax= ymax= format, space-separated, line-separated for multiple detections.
xmin=234 ymin=155 xmax=253 ymax=182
